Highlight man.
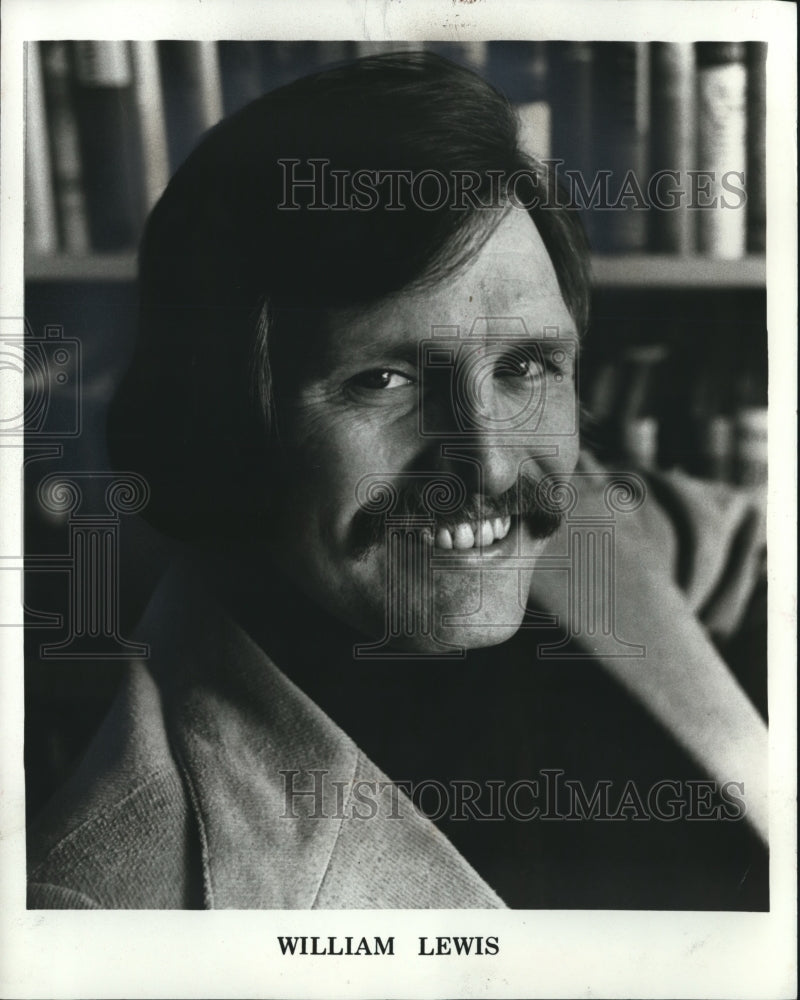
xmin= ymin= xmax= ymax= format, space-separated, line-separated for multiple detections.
xmin=27 ymin=52 xmax=768 ymax=909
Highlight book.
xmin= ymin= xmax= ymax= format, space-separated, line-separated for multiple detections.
xmin=734 ymin=407 xmax=768 ymax=488
xmin=700 ymin=412 xmax=736 ymax=483
xmin=130 ymin=41 xmax=170 ymax=213
xmin=218 ymin=41 xmax=266 ymax=115
xmin=576 ymin=355 xmax=611 ymax=458
xmin=158 ymin=41 xmax=224 ymax=173
xmin=316 ymin=41 xmax=359 ymax=67
xmin=355 ymin=41 xmax=412 ymax=58
xmin=745 ymin=42 xmax=767 ymax=254
xmin=695 ymin=43 xmax=747 ymax=260
xmin=39 ymin=41 xmax=90 ymax=254
xmin=687 ymin=359 xmax=735 ymax=482
xmin=423 ymin=41 xmax=488 ymax=74
xmin=584 ymin=359 xmax=620 ymax=428
xmin=258 ymin=41 xmax=322 ymax=93
xmin=732 ymin=371 xmax=768 ymax=488
xmin=71 ymin=41 xmax=145 ymax=250
xmin=648 ymin=43 xmax=696 ymax=254
xmin=619 ymin=415 xmax=660 ymax=469
xmin=487 ymin=42 xmax=550 ymax=161
xmin=590 ymin=43 xmax=651 ymax=253
xmin=25 ymin=42 xmax=58 ymax=256
xmin=607 ymin=344 xmax=667 ymax=469
xmin=549 ymin=42 xmax=594 ymax=237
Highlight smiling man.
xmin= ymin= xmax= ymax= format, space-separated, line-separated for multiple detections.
xmin=27 ymin=51 xmax=768 ymax=910
xmin=265 ymin=206 xmax=580 ymax=653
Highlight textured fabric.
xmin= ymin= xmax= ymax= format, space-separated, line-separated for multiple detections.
xmin=27 ymin=456 xmax=767 ymax=910
xmin=28 ymin=570 xmax=503 ymax=909
xmin=27 ymin=659 xmax=203 ymax=909
xmin=529 ymin=454 xmax=769 ymax=843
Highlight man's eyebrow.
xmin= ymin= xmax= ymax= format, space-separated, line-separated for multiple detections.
xmin=539 ymin=335 xmax=579 ymax=352
xmin=460 ymin=331 xmax=580 ymax=347
xmin=360 ymin=340 xmax=421 ymax=365
xmin=324 ymin=337 xmax=421 ymax=371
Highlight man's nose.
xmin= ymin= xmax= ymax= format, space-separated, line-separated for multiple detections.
xmin=449 ymin=434 xmax=522 ymax=498
xmin=422 ymin=364 xmax=532 ymax=496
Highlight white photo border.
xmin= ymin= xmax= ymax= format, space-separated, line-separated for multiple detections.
xmin=1 ymin=2 xmax=796 ymax=997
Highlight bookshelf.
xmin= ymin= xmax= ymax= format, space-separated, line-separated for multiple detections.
xmin=22 ymin=38 xmax=769 ymax=819
xmin=26 ymin=252 xmax=137 ymax=282
xmin=592 ymin=254 xmax=765 ymax=290
xmin=24 ymin=38 xmax=768 ymax=488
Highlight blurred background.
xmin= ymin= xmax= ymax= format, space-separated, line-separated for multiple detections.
xmin=22 ymin=40 xmax=767 ymax=818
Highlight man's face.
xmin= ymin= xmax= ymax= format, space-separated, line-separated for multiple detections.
xmin=264 ymin=208 xmax=580 ymax=653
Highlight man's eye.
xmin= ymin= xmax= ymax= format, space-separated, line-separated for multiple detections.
xmin=494 ymin=349 xmax=545 ymax=380
xmin=349 ymin=369 xmax=415 ymax=390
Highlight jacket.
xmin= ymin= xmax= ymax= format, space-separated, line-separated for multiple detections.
xmin=27 ymin=457 xmax=768 ymax=908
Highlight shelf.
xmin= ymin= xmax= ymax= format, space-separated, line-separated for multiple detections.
xmin=25 ymin=253 xmax=767 ymax=288
xmin=26 ymin=253 xmax=137 ymax=282
xmin=592 ymin=255 xmax=766 ymax=289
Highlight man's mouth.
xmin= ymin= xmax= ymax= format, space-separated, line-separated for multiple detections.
xmin=423 ymin=515 xmax=512 ymax=550
xmin=349 ymin=479 xmax=564 ymax=560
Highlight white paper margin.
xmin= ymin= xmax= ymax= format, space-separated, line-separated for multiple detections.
xmin=1 ymin=2 xmax=796 ymax=997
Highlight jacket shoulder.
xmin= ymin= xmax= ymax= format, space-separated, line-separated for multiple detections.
xmin=28 ymin=664 xmax=204 ymax=909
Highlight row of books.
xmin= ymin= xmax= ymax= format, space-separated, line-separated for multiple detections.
xmin=544 ymin=41 xmax=767 ymax=259
xmin=25 ymin=40 xmax=767 ymax=259
xmin=584 ymin=343 xmax=767 ymax=489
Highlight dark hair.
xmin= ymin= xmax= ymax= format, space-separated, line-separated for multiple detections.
xmin=108 ymin=51 xmax=591 ymax=542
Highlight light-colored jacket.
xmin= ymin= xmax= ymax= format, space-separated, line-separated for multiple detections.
xmin=27 ymin=458 xmax=767 ymax=908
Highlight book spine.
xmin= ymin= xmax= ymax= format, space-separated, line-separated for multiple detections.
xmin=608 ymin=344 xmax=666 ymax=468
xmin=619 ymin=416 xmax=660 ymax=469
xmin=25 ymin=42 xmax=59 ymax=256
xmin=549 ymin=43 xmax=595 ymax=242
xmin=732 ymin=371 xmax=768 ymax=489
xmin=260 ymin=42 xmax=337 ymax=95
xmin=487 ymin=42 xmax=550 ymax=160
xmin=315 ymin=41 xmax=359 ymax=68
xmin=745 ymin=42 xmax=767 ymax=254
xmin=219 ymin=41 xmax=267 ymax=115
xmin=195 ymin=42 xmax=224 ymax=128
xmin=72 ymin=41 xmax=145 ymax=250
xmin=734 ymin=407 xmax=768 ymax=488
xmin=159 ymin=41 xmax=224 ymax=173
xmin=695 ymin=42 xmax=747 ymax=260
xmin=423 ymin=41 xmax=488 ymax=74
xmin=687 ymin=358 xmax=735 ymax=482
xmin=446 ymin=41 xmax=488 ymax=71
xmin=649 ymin=43 xmax=696 ymax=254
xmin=355 ymin=41 xmax=410 ymax=57
xmin=39 ymin=41 xmax=91 ymax=254
xmin=130 ymin=41 xmax=170 ymax=213
xmin=700 ymin=413 xmax=736 ymax=482
xmin=591 ymin=42 xmax=650 ymax=253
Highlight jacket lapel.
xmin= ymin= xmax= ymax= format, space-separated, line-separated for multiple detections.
xmin=139 ymin=566 xmax=504 ymax=909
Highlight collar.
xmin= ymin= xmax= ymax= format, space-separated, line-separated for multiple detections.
xmin=138 ymin=563 xmax=505 ymax=909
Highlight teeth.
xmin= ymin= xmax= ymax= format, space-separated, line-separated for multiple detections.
xmin=431 ymin=515 xmax=514 ymax=550
xmin=453 ymin=523 xmax=475 ymax=549
xmin=435 ymin=526 xmax=453 ymax=549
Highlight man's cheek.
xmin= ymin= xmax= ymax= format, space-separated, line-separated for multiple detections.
xmin=540 ymin=391 xmax=580 ymax=468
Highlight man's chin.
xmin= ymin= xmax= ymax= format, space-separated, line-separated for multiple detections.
xmin=354 ymin=567 xmax=531 ymax=656
xmin=397 ymin=620 xmax=524 ymax=655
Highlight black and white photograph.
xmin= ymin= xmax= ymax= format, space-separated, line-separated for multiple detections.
xmin=1 ymin=0 xmax=796 ymax=996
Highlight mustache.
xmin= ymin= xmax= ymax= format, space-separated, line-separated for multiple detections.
xmin=349 ymin=476 xmax=564 ymax=558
